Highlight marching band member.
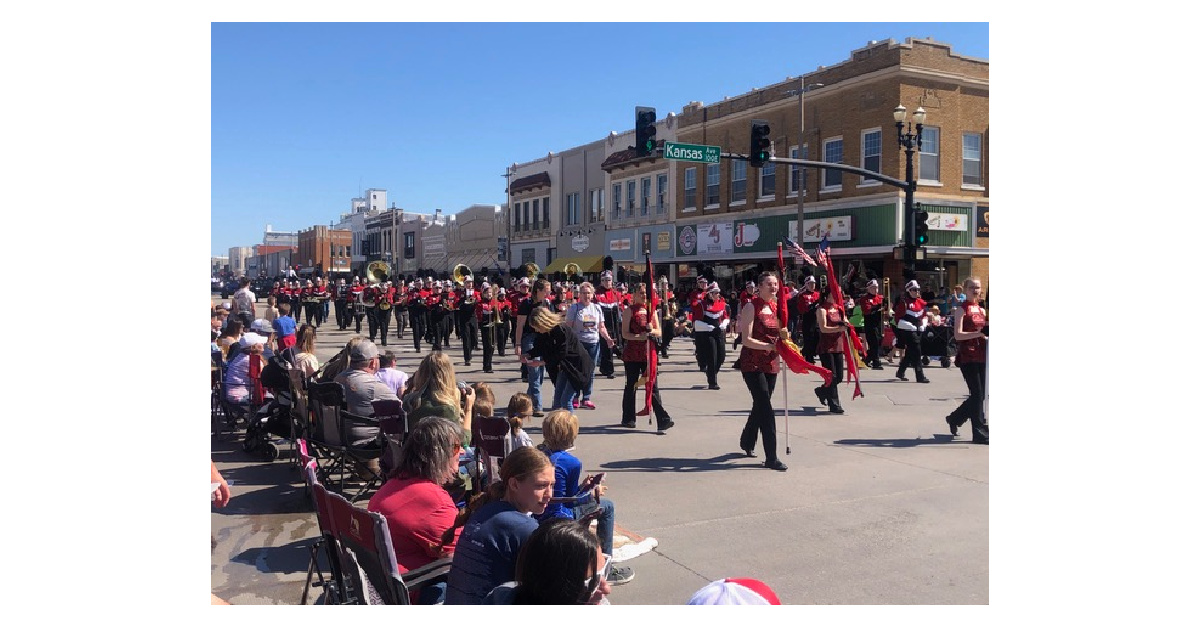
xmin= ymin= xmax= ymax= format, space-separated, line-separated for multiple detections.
xmin=511 ymin=278 xmax=533 ymax=381
xmin=619 ymin=282 xmax=673 ymax=432
xmin=736 ymin=272 xmax=788 ymax=472
xmin=946 ymin=277 xmax=989 ymax=444
xmin=495 ymin=287 xmax=511 ymax=356
xmin=408 ymin=278 xmax=430 ymax=354
xmin=694 ymin=281 xmax=729 ymax=390
xmin=797 ymin=276 xmax=822 ymax=362
xmin=476 ymin=283 xmax=501 ymax=373
xmin=375 ymin=280 xmax=396 ymax=346
xmin=302 ymin=279 xmax=321 ymax=328
xmin=394 ymin=281 xmax=410 ymax=342
xmin=657 ymin=278 xmax=676 ymax=359
xmin=333 ymin=278 xmax=349 ymax=330
xmin=892 ymin=280 xmax=930 ymax=383
xmin=428 ymin=282 xmax=450 ymax=352
xmin=592 ymin=272 xmax=623 ymax=380
xmin=364 ymin=281 xmax=381 ymax=342
xmin=690 ymin=277 xmax=711 ymax=370
xmin=814 ymin=287 xmax=847 ymax=415
xmin=316 ymin=278 xmax=330 ymax=327
xmin=349 ymin=278 xmax=366 ymax=334
xmin=858 ymin=279 xmax=885 ymax=370
xmin=457 ymin=276 xmax=481 ymax=366
xmin=440 ymin=280 xmax=457 ymax=348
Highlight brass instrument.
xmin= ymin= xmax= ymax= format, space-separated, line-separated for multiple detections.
xmin=452 ymin=264 xmax=473 ymax=286
xmin=367 ymin=260 xmax=390 ymax=284
xmin=379 ymin=288 xmax=392 ymax=311
xmin=564 ymin=262 xmax=581 ymax=279
xmin=520 ymin=262 xmax=540 ymax=279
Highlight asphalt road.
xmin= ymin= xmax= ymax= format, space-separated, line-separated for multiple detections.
xmin=211 ymin=300 xmax=988 ymax=605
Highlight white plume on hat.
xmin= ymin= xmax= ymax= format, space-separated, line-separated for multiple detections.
xmin=905 ymin=280 xmax=920 ymax=291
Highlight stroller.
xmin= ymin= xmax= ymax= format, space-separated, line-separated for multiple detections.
xmin=920 ymin=325 xmax=956 ymax=368
xmin=242 ymin=353 xmax=295 ymax=460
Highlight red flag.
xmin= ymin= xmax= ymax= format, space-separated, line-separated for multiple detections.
xmin=817 ymin=246 xmax=865 ymax=399
xmin=636 ymin=252 xmax=658 ymax=418
xmin=776 ymin=243 xmax=789 ymax=339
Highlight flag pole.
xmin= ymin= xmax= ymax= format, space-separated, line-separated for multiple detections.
xmin=776 ymin=243 xmax=791 ymax=455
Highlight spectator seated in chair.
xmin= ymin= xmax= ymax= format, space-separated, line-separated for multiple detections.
xmin=368 ymin=416 xmax=464 ymax=604
xmin=483 ymin=518 xmax=612 ymax=605
xmin=375 ymin=350 xmax=408 ymax=397
xmin=224 ymin=332 xmax=269 ymax=404
xmin=332 ymin=340 xmax=394 ymax=478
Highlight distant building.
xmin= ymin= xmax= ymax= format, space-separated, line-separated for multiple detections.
xmin=228 ymin=246 xmax=254 ymax=277
xmin=296 ymin=225 xmax=353 ymax=277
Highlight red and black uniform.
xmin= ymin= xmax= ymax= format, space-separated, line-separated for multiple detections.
xmin=374 ymin=285 xmax=396 ymax=346
xmin=658 ymin=287 xmax=677 ymax=358
xmin=592 ymin=286 xmax=623 ymax=377
xmin=408 ymin=286 xmax=431 ymax=353
xmin=439 ymin=288 xmax=457 ymax=347
xmin=857 ymin=291 xmax=885 ymax=369
xmin=892 ymin=292 xmax=928 ymax=382
xmin=302 ymin=285 xmax=321 ymax=328
xmin=349 ymin=283 xmax=366 ymax=334
xmin=456 ymin=287 xmax=480 ymax=365
xmin=333 ymin=282 xmax=350 ymax=330
xmin=816 ymin=301 xmax=847 ymax=413
xmin=427 ymin=289 xmax=449 ymax=351
xmin=738 ymin=295 xmax=786 ymax=470
xmin=476 ymin=296 xmax=501 ymax=372
xmin=363 ymin=284 xmax=381 ymax=341
xmin=393 ymin=286 xmax=409 ymax=341
xmin=620 ymin=302 xmax=670 ymax=428
xmin=797 ymin=289 xmax=823 ymax=362
xmin=947 ymin=302 xmax=989 ymax=442
xmin=694 ymin=290 xmax=729 ymax=387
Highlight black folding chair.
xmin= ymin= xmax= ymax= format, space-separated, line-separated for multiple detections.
xmin=338 ymin=408 xmax=384 ymax=502
xmin=301 ymin=460 xmax=350 ymax=605
xmin=372 ymin=399 xmax=407 ymax=478
xmin=471 ymin=415 xmax=512 ymax=495
xmin=307 ymin=381 xmax=348 ymax=487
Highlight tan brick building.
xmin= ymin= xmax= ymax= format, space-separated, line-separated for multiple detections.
xmin=671 ymin=37 xmax=988 ymax=298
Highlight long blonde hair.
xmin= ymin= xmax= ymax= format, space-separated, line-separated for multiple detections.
xmin=530 ymin=306 xmax=563 ymax=333
xmin=408 ymin=352 xmax=460 ymax=409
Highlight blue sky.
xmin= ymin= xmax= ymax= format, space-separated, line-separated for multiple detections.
xmin=212 ymin=22 xmax=988 ymax=256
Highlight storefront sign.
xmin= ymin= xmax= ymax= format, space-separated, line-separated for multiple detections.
xmin=791 ymin=216 xmax=854 ymax=243
xmin=693 ymin=222 xmax=734 ymax=256
xmin=677 ymin=226 xmax=696 ymax=255
xmin=610 ymin=238 xmax=631 ymax=251
xmin=976 ymin=206 xmax=989 ymax=238
xmin=571 ymin=235 xmax=590 ymax=252
xmin=657 ymin=232 xmax=670 ymax=251
xmin=928 ymin=212 xmax=968 ymax=231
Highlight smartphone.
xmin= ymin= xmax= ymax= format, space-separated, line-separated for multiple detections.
xmin=578 ymin=472 xmax=606 ymax=494
xmin=578 ymin=508 xmax=604 ymax=523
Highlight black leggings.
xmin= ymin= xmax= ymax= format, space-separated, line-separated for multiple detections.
xmin=622 ymin=360 xmax=668 ymax=424
xmin=949 ymin=361 xmax=989 ymax=441
xmin=896 ymin=329 xmax=923 ymax=373
xmin=740 ymin=371 xmax=779 ymax=462
xmin=695 ymin=330 xmax=725 ymax=386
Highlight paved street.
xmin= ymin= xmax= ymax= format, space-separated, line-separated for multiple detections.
xmin=212 ymin=299 xmax=988 ymax=605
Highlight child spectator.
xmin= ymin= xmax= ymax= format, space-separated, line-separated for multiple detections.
xmin=505 ymin=393 xmax=535 ymax=451
xmin=263 ymin=295 xmax=280 ymax=323
xmin=272 ymin=303 xmax=297 ymax=352
xmin=375 ymin=350 xmax=408 ymax=396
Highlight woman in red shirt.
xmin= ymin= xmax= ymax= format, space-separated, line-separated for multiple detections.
xmin=619 ymin=282 xmax=674 ymax=432
xmin=946 ymin=277 xmax=989 ymax=444
xmin=368 ymin=416 xmax=464 ymax=603
xmin=736 ymin=272 xmax=787 ymax=471
xmin=814 ymin=288 xmax=847 ymax=414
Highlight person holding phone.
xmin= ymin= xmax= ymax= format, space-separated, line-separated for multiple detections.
xmin=483 ymin=518 xmax=612 ymax=605
xmin=535 ymin=411 xmax=634 ymax=586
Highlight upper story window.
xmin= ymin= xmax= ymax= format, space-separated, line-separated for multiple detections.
xmin=640 ymin=177 xmax=651 ymax=216
xmin=759 ymin=160 xmax=775 ymax=199
xmin=612 ymin=183 xmax=622 ymax=219
xmin=626 ymin=181 xmax=636 ymax=218
xmin=589 ymin=188 xmax=604 ymax=222
xmin=705 ymin=163 xmax=720 ymax=207
xmin=822 ymin=137 xmax=843 ymax=190
xmin=656 ymin=173 xmax=668 ymax=214
xmin=542 ymin=196 xmax=550 ymax=228
xmin=684 ymin=167 xmax=697 ymax=210
xmin=919 ymin=126 xmax=941 ymax=184
xmin=565 ymin=192 xmax=580 ymax=226
xmin=861 ymin=129 xmax=882 ymax=186
xmin=963 ymin=132 xmax=983 ymax=188
xmin=730 ymin=160 xmax=746 ymax=204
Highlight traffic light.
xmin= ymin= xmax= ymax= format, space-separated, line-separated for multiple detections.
xmin=749 ymin=119 xmax=771 ymax=167
xmin=635 ymin=106 xmax=657 ymax=157
xmin=913 ymin=203 xmax=930 ymax=246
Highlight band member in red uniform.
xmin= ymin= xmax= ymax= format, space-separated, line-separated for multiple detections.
xmin=736 ymin=272 xmax=787 ymax=471
xmin=439 ymin=281 xmax=456 ymax=348
xmin=428 ymin=282 xmax=450 ymax=351
xmin=946 ymin=277 xmax=988 ymax=444
xmin=495 ymin=287 xmax=511 ymax=356
xmin=730 ymin=280 xmax=755 ymax=351
xmin=797 ymin=276 xmax=822 ymax=362
xmin=476 ymin=283 xmax=501 ymax=373
xmin=394 ymin=282 xmax=409 ymax=342
xmin=857 ymin=279 xmax=886 ymax=370
xmin=593 ymin=272 xmax=623 ymax=379
xmin=349 ymin=278 xmax=366 ymax=334
xmin=363 ymin=281 xmax=381 ymax=342
xmin=333 ymin=278 xmax=349 ymax=330
xmin=620 ymin=282 xmax=674 ymax=432
xmin=892 ymin=279 xmax=930 ymax=383
xmin=302 ymin=280 xmax=321 ymax=328
xmin=315 ymin=278 xmax=330 ymax=327
xmin=375 ymin=281 xmax=396 ymax=346
xmin=814 ymin=287 xmax=847 ymax=415
xmin=693 ymin=282 xmax=729 ymax=389
xmin=656 ymin=278 xmax=676 ymax=359
xmin=407 ymin=278 xmax=429 ymax=353
xmin=457 ymin=276 xmax=480 ymax=366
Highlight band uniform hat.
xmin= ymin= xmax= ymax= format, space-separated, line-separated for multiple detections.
xmin=803 ymin=276 xmax=816 ymax=284
xmin=600 ymin=270 xmax=613 ymax=279
xmin=687 ymin=578 xmax=781 ymax=605
xmin=707 ymin=281 xmax=720 ymax=293
xmin=867 ymin=279 xmax=879 ymax=288
xmin=350 ymin=340 xmax=381 ymax=362
xmin=905 ymin=280 xmax=921 ymax=291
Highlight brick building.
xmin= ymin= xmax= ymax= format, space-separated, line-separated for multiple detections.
xmin=671 ymin=37 xmax=988 ymax=296
xmin=296 ymin=225 xmax=353 ymax=278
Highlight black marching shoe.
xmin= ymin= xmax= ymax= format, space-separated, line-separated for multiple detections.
xmin=764 ymin=459 xmax=788 ymax=471
xmin=895 ymin=369 xmax=909 ymax=381
xmin=741 ymin=447 xmax=756 ymax=458
xmin=620 ymin=421 xmax=637 ymax=428
xmin=656 ymin=419 xmax=675 ymax=433
xmin=946 ymin=416 xmax=959 ymax=436
xmin=871 ymin=363 xmax=884 ymax=370
xmin=828 ymin=402 xmax=845 ymax=415
xmin=814 ymin=387 xmax=828 ymax=406
xmin=708 ymin=383 xmax=720 ymax=390
xmin=915 ymin=374 xmax=931 ymax=383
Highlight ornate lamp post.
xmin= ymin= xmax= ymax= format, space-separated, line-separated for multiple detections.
xmin=894 ymin=104 xmax=926 ymax=273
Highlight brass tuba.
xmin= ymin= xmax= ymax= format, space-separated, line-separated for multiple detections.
xmin=452 ymin=263 xmax=473 ymax=286
xmin=366 ymin=260 xmax=390 ymax=284
xmin=521 ymin=262 xmax=541 ymax=279
xmin=564 ymin=262 xmax=581 ymax=278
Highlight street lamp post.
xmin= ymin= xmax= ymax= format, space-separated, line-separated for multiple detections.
xmin=893 ymin=104 xmax=926 ymax=274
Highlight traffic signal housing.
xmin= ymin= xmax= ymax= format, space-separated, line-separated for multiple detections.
xmin=749 ymin=119 xmax=771 ymax=167
xmin=635 ymin=106 xmax=657 ymax=157
xmin=913 ymin=203 xmax=930 ymax=246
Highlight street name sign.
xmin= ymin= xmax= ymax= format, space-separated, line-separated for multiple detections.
xmin=663 ymin=141 xmax=720 ymax=164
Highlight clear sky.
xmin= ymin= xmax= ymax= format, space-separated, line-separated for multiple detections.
xmin=212 ymin=22 xmax=988 ymax=256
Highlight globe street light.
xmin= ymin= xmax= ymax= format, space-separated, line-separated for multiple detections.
xmin=894 ymin=104 xmax=926 ymax=273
